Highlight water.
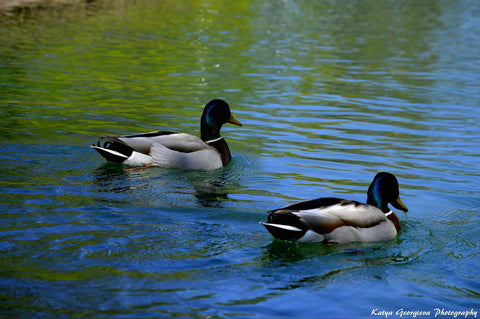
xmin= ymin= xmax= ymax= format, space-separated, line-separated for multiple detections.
xmin=1 ymin=0 xmax=479 ymax=317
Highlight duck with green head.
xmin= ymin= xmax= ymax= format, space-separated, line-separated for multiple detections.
xmin=262 ymin=172 xmax=409 ymax=244
xmin=92 ymin=99 xmax=242 ymax=170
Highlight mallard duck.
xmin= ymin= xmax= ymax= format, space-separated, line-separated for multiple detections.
xmin=91 ymin=99 xmax=242 ymax=170
xmin=262 ymin=172 xmax=408 ymax=244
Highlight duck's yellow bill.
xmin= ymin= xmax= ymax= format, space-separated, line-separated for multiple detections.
xmin=393 ymin=196 xmax=408 ymax=212
xmin=229 ymin=115 xmax=243 ymax=126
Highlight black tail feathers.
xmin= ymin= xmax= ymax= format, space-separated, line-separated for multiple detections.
xmin=262 ymin=211 xmax=308 ymax=241
xmin=91 ymin=138 xmax=134 ymax=163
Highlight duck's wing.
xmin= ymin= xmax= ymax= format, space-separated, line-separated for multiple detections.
xmin=102 ymin=131 xmax=211 ymax=154
xmin=267 ymin=197 xmax=387 ymax=235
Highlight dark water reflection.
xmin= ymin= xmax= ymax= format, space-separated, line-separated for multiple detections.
xmin=1 ymin=0 xmax=480 ymax=317
xmin=93 ymin=163 xmax=232 ymax=208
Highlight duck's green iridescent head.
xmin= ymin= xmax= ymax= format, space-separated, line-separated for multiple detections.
xmin=367 ymin=172 xmax=408 ymax=214
xmin=200 ymin=99 xmax=242 ymax=141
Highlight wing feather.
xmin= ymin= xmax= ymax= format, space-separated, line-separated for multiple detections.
xmin=270 ymin=197 xmax=387 ymax=235
xmin=116 ymin=132 xmax=210 ymax=154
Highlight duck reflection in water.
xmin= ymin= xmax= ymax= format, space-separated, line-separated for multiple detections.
xmin=92 ymin=162 xmax=231 ymax=208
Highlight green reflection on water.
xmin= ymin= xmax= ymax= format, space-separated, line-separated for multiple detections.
xmin=1 ymin=0 xmax=448 ymax=147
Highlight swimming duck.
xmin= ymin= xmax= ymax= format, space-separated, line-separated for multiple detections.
xmin=262 ymin=172 xmax=408 ymax=244
xmin=91 ymin=99 xmax=242 ymax=170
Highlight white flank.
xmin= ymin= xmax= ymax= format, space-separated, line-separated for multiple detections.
xmin=297 ymin=230 xmax=325 ymax=244
xmin=123 ymin=151 xmax=153 ymax=166
xmin=324 ymin=221 xmax=397 ymax=243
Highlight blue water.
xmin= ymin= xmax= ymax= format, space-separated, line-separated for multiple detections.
xmin=1 ymin=1 xmax=479 ymax=318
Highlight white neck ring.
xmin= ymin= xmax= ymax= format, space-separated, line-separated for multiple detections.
xmin=206 ymin=137 xmax=223 ymax=144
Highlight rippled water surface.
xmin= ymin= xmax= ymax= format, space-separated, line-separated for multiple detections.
xmin=1 ymin=0 xmax=479 ymax=317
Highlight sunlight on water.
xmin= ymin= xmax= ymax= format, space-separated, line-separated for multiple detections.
xmin=0 ymin=0 xmax=479 ymax=317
